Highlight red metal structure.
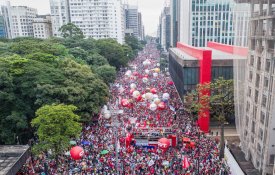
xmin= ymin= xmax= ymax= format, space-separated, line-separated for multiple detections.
xmin=176 ymin=42 xmax=248 ymax=132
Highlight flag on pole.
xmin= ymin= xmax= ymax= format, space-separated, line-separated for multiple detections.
xmin=182 ymin=156 xmax=190 ymax=169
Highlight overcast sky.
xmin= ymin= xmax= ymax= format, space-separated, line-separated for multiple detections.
xmin=7 ymin=0 xmax=166 ymax=36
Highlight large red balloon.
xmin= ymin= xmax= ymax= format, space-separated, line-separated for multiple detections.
xmin=70 ymin=146 xmax=84 ymax=160
xmin=150 ymin=88 xmax=157 ymax=94
xmin=157 ymin=102 xmax=166 ymax=110
xmin=158 ymin=138 xmax=170 ymax=150
xmin=121 ymin=99 xmax=129 ymax=107
xmin=168 ymin=81 xmax=174 ymax=85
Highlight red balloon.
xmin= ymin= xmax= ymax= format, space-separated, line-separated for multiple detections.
xmin=158 ymin=138 xmax=170 ymax=150
xmin=121 ymin=99 xmax=129 ymax=107
xmin=144 ymin=74 xmax=149 ymax=78
xmin=150 ymin=88 xmax=157 ymax=94
xmin=70 ymin=146 xmax=84 ymax=160
xmin=136 ymin=95 xmax=142 ymax=102
xmin=168 ymin=81 xmax=174 ymax=85
xmin=133 ymin=71 xmax=139 ymax=76
xmin=157 ymin=102 xmax=166 ymax=110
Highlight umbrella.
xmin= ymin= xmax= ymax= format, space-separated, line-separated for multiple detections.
xmin=100 ymin=150 xmax=109 ymax=155
xmin=65 ymin=151 xmax=70 ymax=156
xmin=70 ymin=140 xmax=77 ymax=145
xmin=162 ymin=160 xmax=169 ymax=166
xmin=81 ymin=140 xmax=91 ymax=145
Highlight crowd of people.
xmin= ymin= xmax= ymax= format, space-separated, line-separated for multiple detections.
xmin=18 ymin=43 xmax=230 ymax=175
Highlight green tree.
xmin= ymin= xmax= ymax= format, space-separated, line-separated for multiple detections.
xmin=86 ymin=53 xmax=109 ymax=67
xmin=95 ymin=65 xmax=116 ymax=85
xmin=69 ymin=47 xmax=89 ymax=60
xmin=59 ymin=23 xmax=84 ymax=39
xmin=183 ymin=78 xmax=234 ymax=160
xmin=31 ymin=104 xmax=82 ymax=162
xmin=125 ymin=35 xmax=142 ymax=51
xmin=96 ymin=39 xmax=129 ymax=69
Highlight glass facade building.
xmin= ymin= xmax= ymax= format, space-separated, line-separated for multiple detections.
xmin=0 ymin=16 xmax=6 ymax=38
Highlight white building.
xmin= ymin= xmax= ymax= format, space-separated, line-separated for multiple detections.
xmin=33 ymin=15 xmax=53 ymax=39
xmin=49 ymin=0 xmax=70 ymax=37
xmin=50 ymin=0 xmax=125 ymax=44
xmin=234 ymin=0 xmax=275 ymax=174
xmin=1 ymin=2 xmax=37 ymax=39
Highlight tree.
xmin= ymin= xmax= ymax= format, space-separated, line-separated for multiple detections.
xmin=86 ymin=53 xmax=109 ymax=67
xmin=96 ymin=39 xmax=129 ymax=69
xmin=95 ymin=65 xmax=116 ymax=85
xmin=183 ymin=78 xmax=234 ymax=160
xmin=31 ymin=104 xmax=82 ymax=162
xmin=59 ymin=23 xmax=84 ymax=39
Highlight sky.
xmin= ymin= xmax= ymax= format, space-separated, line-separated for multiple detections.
xmin=7 ymin=0 xmax=166 ymax=36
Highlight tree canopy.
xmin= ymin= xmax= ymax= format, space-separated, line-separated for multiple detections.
xmin=59 ymin=23 xmax=84 ymax=39
xmin=0 ymin=35 xmax=144 ymax=145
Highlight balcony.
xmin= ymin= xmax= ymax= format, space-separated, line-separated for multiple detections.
xmin=267 ymin=48 xmax=275 ymax=59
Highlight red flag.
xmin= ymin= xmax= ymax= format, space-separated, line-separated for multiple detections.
xmin=182 ymin=156 xmax=190 ymax=169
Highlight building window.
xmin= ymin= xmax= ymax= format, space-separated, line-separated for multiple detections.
xmin=270 ymin=155 xmax=275 ymax=165
xmin=260 ymin=111 xmax=265 ymax=125
xmin=255 ymin=74 xmax=260 ymax=88
xmin=251 ymin=121 xmax=255 ymax=133
xmin=257 ymin=57 xmax=261 ymax=71
xmin=262 ymin=95 xmax=267 ymax=107
xmin=258 ymin=129 xmax=263 ymax=141
xmin=255 ymin=90 xmax=259 ymax=103
xmin=265 ymin=59 xmax=271 ymax=72
xmin=249 ymin=71 xmax=253 ymax=81
xmin=250 ymin=56 xmax=254 ymax=66
xmin=248 ymin=87 xmax=252 ymax=97
xmin=264 ymin=77 xmax=269 ymax=88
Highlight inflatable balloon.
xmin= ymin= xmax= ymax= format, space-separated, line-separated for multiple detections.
xmin=154 ymin=68 xmax=160 ymax=73
xmin=103 ymin=110 xmax=111 ymax=119
xmin=154 ymin=98 xmax=161 ymax=105
xmin=133 ymin=71 xmax=139 ymax=76
xmin=145 ymin=69 xmax=150 ymax=74
xmin=153 ymin=72 xmax=158 ymax=77
xmin=162 ymin=93 xmax=170 ymax=100
xmin=168 ymin=81 xmax=174 ymax=85
xmin=153 ymin=94 xmax=158 ymax=99
xmin=157 ymin=63 xmax=160 ymax=67
xmin=132 ymin=90 xmax=140 ymax=98
xmin=121 ymin=99 xmax=129 ymax=107
xmin=158 ymin=138 xmax=170 ymax=151
xmin=158 ymin=102 xmax=166 ymax=110
xmin=145 ymin=92 xmax=153 ymax=100
xmin=142 ymin=94 xmax=146 ymax=99
xmin=130 ymin=83 xmax=136 ymax=89
xmin=149 ymin=103 xmax=157 ymax=111
xmin=150 ymin=88 xmax=157 ymax=94
xmin=125 ymin=70 xmax=132 ymax=77
xmin=130 ymin=88 xmax=135 ymax=95
xmin=142 ymin=77 xmax=148 ymax=83
xmin=70 ymin=146 xmax=84 ymax=160
xmin=136 ymin=95 xmax=142 ymax=102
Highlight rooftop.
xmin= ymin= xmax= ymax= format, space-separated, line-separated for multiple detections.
xmin=0 ymin=145 xmax=30 ymax=175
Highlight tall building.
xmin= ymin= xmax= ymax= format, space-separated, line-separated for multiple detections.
xmin=124 ymin=5 xmax=139 ymax=38
xmin=159 ymin=6 xmax=171 ymax=51
xmin=170 ymin=0 xmax=180 ymax=47
xmin=49 ymin=0 xmax=70 ymax=37
xmin=1 ymin=1 xmax=38 ymax=39
xmin=138 ymin=12 xmax=144 ymax=40
xmin=33 ymin=15 xmax=53 ymax=39
xmin=0 ymin=14 xmax=6 ymax=38
xmin=179 ymin=0 xmax=237 ymax=47
xmin=50 ymin=0 xmax=125 ymax=44
xmin=234 ymin=0 xmax=275 ymax=174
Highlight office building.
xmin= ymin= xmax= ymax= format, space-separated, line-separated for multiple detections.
xmin=170 ymin=0 xmax=180 ymax=47
xmin=138 ymin=12 xmax=144 ymax=40
xmin=234 ymin=0 xmax=275 ymax=174
xmin=0 ymin=15 xmax=6 ymax=38
xmin=50 ymin=0 xmax=125 ymax=44
xmin=124 ymin=5 xmax=139 ymax=38
xmin=33 ymin=15 xmax=53 ymax=39
xmin=159 ymin=6 xmax=171 ymax=51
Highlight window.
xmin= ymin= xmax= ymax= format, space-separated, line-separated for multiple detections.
xmin=250 ymin=56 xmax=254 ymax=66
xmin=248 ymin=87 xmax=252 ymax=97
xmin=265 ymin=59 xmax=271 ymax=72
xmin=252 ymin=121 xmax=255 ymax=133
xmin=262 ymin=95 xmax=267 ymax=107
xmin=246 ymin=101 xmax=250 ymax=112
xmin=257 ymin=143 xmax=261 ymax=152
xmin=257 ymin=57 xmax=261 ymax=70
xmin=255 ymin=74 xmax=260 ymax=88
xmin=255 ymin=90 xmax=259 ymax=103
xmin=249 ymin=71 xmax=253 ymax=81
xmin=258 ymin=128 xmax=263 ymax=140
xmin=260 ymin=112 xmax=265 ymax=124
xmin=264 ymin=77 xmax=269 ymax=88
xmin=270 ymin=155 xmax=275 ymax=165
